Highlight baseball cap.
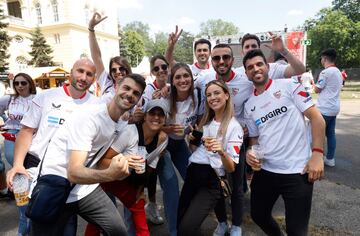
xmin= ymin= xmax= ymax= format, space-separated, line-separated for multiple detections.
xmin=144 ymin=99 xmax=169 ymax=115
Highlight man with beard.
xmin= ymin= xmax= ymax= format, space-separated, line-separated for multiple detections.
xmin=244 ymin=49 xmax=324 ymax=236
xmin=29 ymin=74 xmax=146 ymax=235
xmin=6 ymin=59 xmax=99 ymax=235
xmin=165 ymin=26 xmax=213 ymax=81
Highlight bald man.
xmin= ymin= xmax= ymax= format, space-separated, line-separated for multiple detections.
xmin=6 ymin=59 xmax=99 ymax=235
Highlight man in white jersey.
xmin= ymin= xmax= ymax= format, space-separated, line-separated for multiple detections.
xmin=30 ymin=73 xmax=146 ymax=235
xmin=243 ymin=49 xmax=325 ymax=236
xmin=165 ymin=26 xmax=213 ymax=81
xmin=235 ymin=33 xmax=305 ymax=79
xmin=5 ymin=59 xmax=98 ymax=235
xmin=314 ymin=48 xmax=343 ymax=167
xmin=7 ymin=58 xmax=98 ymax=187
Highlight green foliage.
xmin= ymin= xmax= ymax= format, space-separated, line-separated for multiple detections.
xmin=332 ymin=0 xmax=360 ymax=22
xmin=0 ymin=8 xmax=11 ymax=73
xmin=173 ymin=31 xmax=195 ymax=64
xmin=199 ymin=19 xmax=239 ymax=37
xmin=120 ymin=30 xmax=145 ymax=67
xmin=148 ymin=32 xmax=167 ymax=56
xmin=306 ymin=10 xmax=360 ymax=69
xmin=28 ymin=27 xmax=54 ymax=67
xmin=123 ymin=21 xmax=153 ymax=57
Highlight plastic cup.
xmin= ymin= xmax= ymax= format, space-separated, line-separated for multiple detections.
xmin=203 ymin=136 xmax=216 ymax=152
xmin=251 ymin=145 xmax=264 ymax=171
xmin=135 ymin=153 xmax=146 ymax=174
xmin=12 ymin=174 xmax=30 ymax=206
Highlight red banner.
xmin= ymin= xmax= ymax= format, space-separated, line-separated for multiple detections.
xmin=287 ymin=32 xmax=304 ymax=63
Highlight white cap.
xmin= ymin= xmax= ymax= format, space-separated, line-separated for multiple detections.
xmin=144 ymin=99 xmax=168 ymax=115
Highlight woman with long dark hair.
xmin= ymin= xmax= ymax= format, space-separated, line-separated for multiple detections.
xmin=0 ymin=73 xmax=36 ymax=235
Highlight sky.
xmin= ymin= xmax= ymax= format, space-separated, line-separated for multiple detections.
xmin=116 ymin=0 xmax=333 ymax=37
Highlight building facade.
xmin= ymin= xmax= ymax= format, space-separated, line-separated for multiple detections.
xmin=1 ymin=0 xmax=120 ymax=73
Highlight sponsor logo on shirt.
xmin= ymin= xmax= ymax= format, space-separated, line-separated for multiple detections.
xmin=233 ymin=146 xmax=240 ymax=154
xmin=251 ymin=106 xmax=256 ymax=111
xmin=255 ymin=106 xmax=288 ymax=126
xmin=297 ymin=91 xmax=312 ymax=103
xmin=52 ymin=103 xmax=61 ymax=109
xmin=47 ymin=116 xmax=65 ymax=125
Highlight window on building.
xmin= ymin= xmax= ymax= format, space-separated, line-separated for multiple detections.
xmin=51 ymin=0 xmax=59 ymax=22
xmin=7 ymin=1 xmax=22 ymax=18
xmin=54 ymin=33 xmax=60 ymax=44
xmin=35 ymin=2 xmax=42 ymax=24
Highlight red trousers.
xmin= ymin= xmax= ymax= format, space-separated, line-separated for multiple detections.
xmin=84 ymin=180 xmax=149 ymax=236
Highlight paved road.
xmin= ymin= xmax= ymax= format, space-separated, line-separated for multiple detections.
xmin=1 ymin=100 xmax=359 ymax=235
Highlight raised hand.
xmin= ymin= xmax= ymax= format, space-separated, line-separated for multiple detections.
xmin=266 ymin=32 xmax=287 ymax=54
xmin=168 ymin=25 xmax=183 ymax=47
xmin=89 ymin=12 xmax=108 ymax=30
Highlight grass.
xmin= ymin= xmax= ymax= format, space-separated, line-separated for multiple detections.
xmin=310 ymin=81 xmax=360 ymax=100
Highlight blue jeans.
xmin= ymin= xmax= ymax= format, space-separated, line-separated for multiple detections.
xmin=4 ymin=129 xmax=19 ymax=166
xmin=157 ymin=151 xmax=179 ymax=236
xmin=322 ymin=115 xmax=337 ymax=160
xmin=166 ymin=138 xmax=191 ymax=179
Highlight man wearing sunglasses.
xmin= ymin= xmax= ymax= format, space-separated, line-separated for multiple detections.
xmin=6 ymin=58 xmax=99 ymax=235
xmin=165 ymin=26 xmax=213 ymax=81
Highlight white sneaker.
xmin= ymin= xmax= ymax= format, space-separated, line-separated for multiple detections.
xmin=230 ymin=225 xmax=242 ymax=236
xmin=324 ymin=157 xmax=335 ymax=167
xmin=145 ymin=202 xmax=164 ymax=225
xmin=213 ymin=222 xmax=229 ymax=236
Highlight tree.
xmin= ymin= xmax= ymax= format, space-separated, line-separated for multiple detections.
xmin=123 ymin=21 xmax=154 ymax=57
xmin=173 ymin=31 xmax=195 ymax=64
xmin=28 ymin=27 xmax=54 ymax=67
xmin=332 ymin=0 xmax=360 ymax=22
xmin=306 ymin=9 xmax=360 ymax=69
xmin=148 ymin=32 xmax=168 ymax=56
xmin=120 ymin=30 xmax=145 ymax=67
xmin=0 ymin=7 xmax=11 ymax=73
xmin=199 ymin=19 xmax=239 ymax=37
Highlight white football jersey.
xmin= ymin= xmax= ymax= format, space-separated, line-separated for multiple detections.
xmin=244 ymin=79 xmax=314 ymax=174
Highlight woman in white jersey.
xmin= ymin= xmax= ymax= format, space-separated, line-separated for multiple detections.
xmin=177 ymin=80 xmax=243 ymax=235
xmin=0 ymin=73 xmax=36 ymax=235
xmin=88 ymin=12 xmax=132 ymax=100
xmin=162 ymin=63 xmax=201 ymax=178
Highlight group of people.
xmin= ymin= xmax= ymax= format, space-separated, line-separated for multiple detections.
xmin=0 ymin=12 xmax=344 ymax=236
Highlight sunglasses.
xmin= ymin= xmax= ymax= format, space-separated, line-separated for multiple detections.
xmin=111 ymin=66 xmax=128 ymax=74
xmin=14 ymin=81 xmax=28 ymax=86
xmin=152 ymin=64 xmax=168 ymax=73
xmin=212 ymin=54 xmax=232 ymax=63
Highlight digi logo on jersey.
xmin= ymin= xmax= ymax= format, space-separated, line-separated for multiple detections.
xmin=255 ymin=106 xmax=288 ymax=126
xmin=47 ymin=116 xmax=65 ymax=125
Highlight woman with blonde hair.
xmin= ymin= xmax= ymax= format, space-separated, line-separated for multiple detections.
xmin=177 ymin=80 xmax=243 ymax=235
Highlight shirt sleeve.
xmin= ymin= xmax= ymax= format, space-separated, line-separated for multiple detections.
xmin=20 ymin=93 xmax=44 ymax=128
xmin=269 ymin=63 xmax=287 ymax=79
xmin=224 ymin=120 xmax=243 ymax=164
xmin=315 ymin=71 xmax=327 ymax=90
xmin=111 ymin=125 xmax=139 ymax=155
xmin=290 ymin=80 xmax=314 ymax=112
